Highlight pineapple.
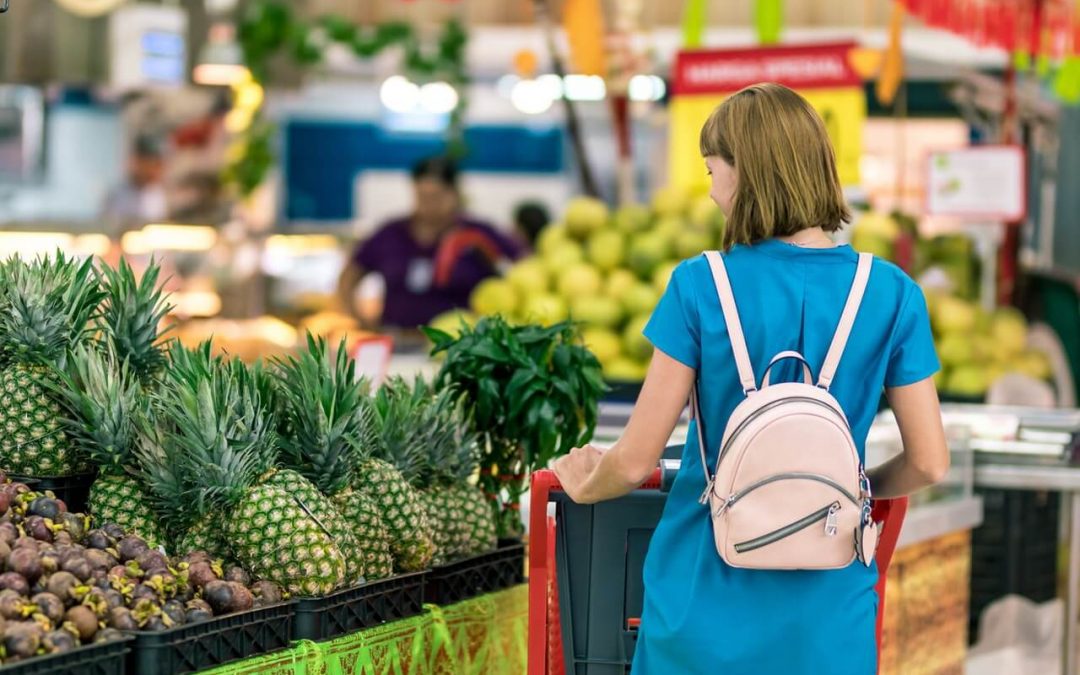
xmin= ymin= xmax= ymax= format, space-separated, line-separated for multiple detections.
xmin=152 ymin=345 xmax=347 ymax=594
xmin=49 ymin=345 xmax=164 ymax=546
xmin=0 ymin=253 xmax=104 ymax=477
xmin=66 ymin=258 xmax=173 ymax=544
xmin=407 ymin=379 xmax=497 ymax=561
xmin=362 ymin=377 xmax=441 ymax=571
xmin=273 ymin=335 xmax=393 ymax=582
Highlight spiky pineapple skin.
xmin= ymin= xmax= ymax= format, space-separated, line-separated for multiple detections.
xmin=88 ymin=473 xmax=163 ymax=548
xmin=450 ymin=484 xmax=498 ymax=556
xmin=264 ymin=469 xmax=366 ymax=585
xmin=422 ymin=487 xmax=467 ymax=563
xmin=333 ymin=488 xmax=393 ymax=580
xmin=354 ymin=458 xmax=435 ymax=572
xmin=178 ymin=516 xmax=230 ymax=559
xmin=0 ymin=365 xmax=85 ymax=476
xmin=225 ymin=482 xmax=346 ymax=596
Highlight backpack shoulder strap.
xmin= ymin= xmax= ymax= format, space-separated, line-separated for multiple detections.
xmin=703 ymin=251 xmax=757 ymax=395
xmin=817 ymin=252 xmax=873 ymax=390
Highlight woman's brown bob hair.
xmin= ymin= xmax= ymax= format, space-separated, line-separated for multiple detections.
xmin=700 ymin=83 xmax=851 ymax=249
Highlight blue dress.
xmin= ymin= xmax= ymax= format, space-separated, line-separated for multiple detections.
xmin=635 ymin=240 xmax=940 ymax=675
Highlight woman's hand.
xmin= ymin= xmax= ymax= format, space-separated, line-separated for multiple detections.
xmin=552 ymin=444 xmax=604 ymax=504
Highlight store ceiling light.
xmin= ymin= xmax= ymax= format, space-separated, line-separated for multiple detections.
xmin=629 ymin=75 xmax=666 ymax=102
xmin=193 ymin=22 xmax=248 ymax=86
xmin=419 ymin=82 xmax=459 ymax=115
xmin=380 ymin=76 xmax=421 ymax=113
xmin=511 ymin=78 xmax=555 ymax=115
xmin=563 ymin=75 xmax=606 ymax=101
xmin=122 ymin=224 xmax=217 ymax=254
xmin=0 ymin=232 xmax=74 ymax=257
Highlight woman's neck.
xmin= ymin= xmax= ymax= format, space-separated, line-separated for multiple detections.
xmin=410 ymin=216 xmax=453 ymax=247
xmin=777 ymin=227 xmax=836 ymax=248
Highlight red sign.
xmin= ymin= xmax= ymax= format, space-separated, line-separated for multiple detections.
xmin=672 ymin=42 xmax=861 ymax=96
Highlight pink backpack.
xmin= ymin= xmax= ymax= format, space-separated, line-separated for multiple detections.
xmin=692 ymin=250 xmax=878 ymax=570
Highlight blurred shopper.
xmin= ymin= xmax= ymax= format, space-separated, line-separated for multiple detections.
xmin=553 ymin=83 xmax=949 ymax=674
xmin=513 ymin=200 xmax=551 ymax=249
xmin=338 ymin=156 xmax=522 ymax=329
xmin=102 ymin=134 xmax=167 ymax=237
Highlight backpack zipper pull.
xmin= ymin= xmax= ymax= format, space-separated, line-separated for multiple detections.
xmin=824 ymin=502 xmax=841 ymax=537
xmin=698 ymin=477 xmax=716 ymax=505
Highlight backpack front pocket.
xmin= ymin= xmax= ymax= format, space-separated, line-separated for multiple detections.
xmin=734 ymin=501 xmax=840 ymax=553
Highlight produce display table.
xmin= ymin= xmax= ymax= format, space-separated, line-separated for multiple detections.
xmin=200 ymin=585 xmax=527 ymax=675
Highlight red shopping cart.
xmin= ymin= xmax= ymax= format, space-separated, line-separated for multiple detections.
xmin=528 ymin=464 xmax=908 ymax=675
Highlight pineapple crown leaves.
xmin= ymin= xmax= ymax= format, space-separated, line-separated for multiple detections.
xmin=272 ymin=334 xmax=373 ymax=496
xmin=98 ymin=257 xmax=173 ymax=385
xmin=130 ymin=406 xmax=194 ymax=536
xmin=45 ymin=344 xmax=145 ymax=475
xmin=0 ymin=252 xmax=105 ymax=368
xmin=371 ymin=375 xmax=476 ymax=488
xmin=153 ymin=347 xmax=280 ymax=516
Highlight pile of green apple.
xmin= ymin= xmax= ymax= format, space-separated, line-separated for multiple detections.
xmin=434 ymin=188 xmax=725 ymax=382
xmin=928 ymin=294 xmax=1053 ymax=397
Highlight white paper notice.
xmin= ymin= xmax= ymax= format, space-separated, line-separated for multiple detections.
xmin=926 ymin=145 xmax=1026 ymax=221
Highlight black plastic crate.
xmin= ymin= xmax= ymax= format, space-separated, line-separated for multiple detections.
xmin=969 ymin=488 xmax=1061 ymax=643
xmin=8 ymin=472 xmax=96 ymax=515
xmin=293 ymin=572 xmax=425 ymax=642
xmin=0 ymin=636 xmax=132 ymax=675
xmin=425 ymin=540 xmax=525 ymax=606
xmin=126 ymin=602 xmax=293 ymax=675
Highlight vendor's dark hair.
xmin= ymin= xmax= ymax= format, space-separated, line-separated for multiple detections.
xmin=411 ymin=156 xmax=459 ymax=189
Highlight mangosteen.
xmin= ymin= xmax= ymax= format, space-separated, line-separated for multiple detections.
xmin=0 ymin=573 xmax=30 ymax=596
xmin=223 ymin=566 xmax=251 ymax=585
xmin=54 ymin=499 xmax=67 ymax=514
xmin=131 ymin=584 xmax=159 ymax=604
xmin=82 ymin=588 xmax=110 ymax=618
xmin=102 ymin=589 xmax=124 ymax=611
xmin=0 ymin=491 xmax=10 ymax=515
xmin=42 ymin=628 xmax=77 ymax=653
xmin=95 ymin=627 xmax=122 ymax=643
xmin=84 ymin=549 xmax=116 ymax=573
xmin=116 ymin=536 xmax=148 ymax=563
xmin=91 ymin=569 xmax=109 ymax=587
xmin=187 ymin=561 xmax=219 ymax=589
xmin=30 ymin=593 xmax=64 ymax=624
xmin=251 ymin=580 xmax=284 ymax=606
xmin=86 ymin=530 xmax=114 ymax=551
xmin=0 ymin=522 xmax=16 ymax=546
xmin=0 ymin=540 xmax=11 ymax=563
xmin=12 ymin=536 xmax=36 ymax=550
xmin=60 ymin=554 xmax=92 ymax=582
xmin=102 ymin=523 xmax=125 ymax=539
xmin=7 ymin=547 xmax=43 ymax=584
xmin=65 ymin=605 xmax=98 ymax=641
xmin=3 ymin=621 xmax=42 ymax=658
xmin=57 ymin=513 xmax=86 ymax=543
xmin=0 ymin=590 xmax=29 ymax=620
xmin=186 ymin=606 xmax=212 ymax=623
xmin=162 ymin=599 xmax=186 ymax=626
xmin=183 ymin=551 xmax=211 ymax=565
xmin=136 ymin=549 xmax=168 ymax=573
xmin=52 ymin=531 xmax=73 ymax=547
xmin=203 ymin=580 xmax=253 ymax=615
xmin=23 ymin=516 xmax=53 ymax=543
xmin=108 ymin=606 xmax=138 ymax=631
xmin=45 ymin=571 xmax=78 ymax=601
xmin=27 ymin=497 xmax=60 ymax=521
xmin=40 ymin=551 xmax=60 ymax=576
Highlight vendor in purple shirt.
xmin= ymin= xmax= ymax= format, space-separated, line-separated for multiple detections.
xmin=338 ymin=156 xmax=523 ymax=330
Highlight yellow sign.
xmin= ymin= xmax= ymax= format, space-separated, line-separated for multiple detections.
xmin=667 ymin=44 xmax=866 ymax=191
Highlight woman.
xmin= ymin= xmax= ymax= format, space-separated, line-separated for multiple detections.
xmin=553 ymin=83 xmax=949 ymax=674
xmin=338 ymin=156 xmax=522 ymax=330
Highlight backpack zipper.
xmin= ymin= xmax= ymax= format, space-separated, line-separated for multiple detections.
xmin=733 ymin=501 xmax=841 ymax=554
xmin=714 ymin=472 xmax=859 ymax=516
xmin=716 ymin=396 xmax=849 ymax=467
